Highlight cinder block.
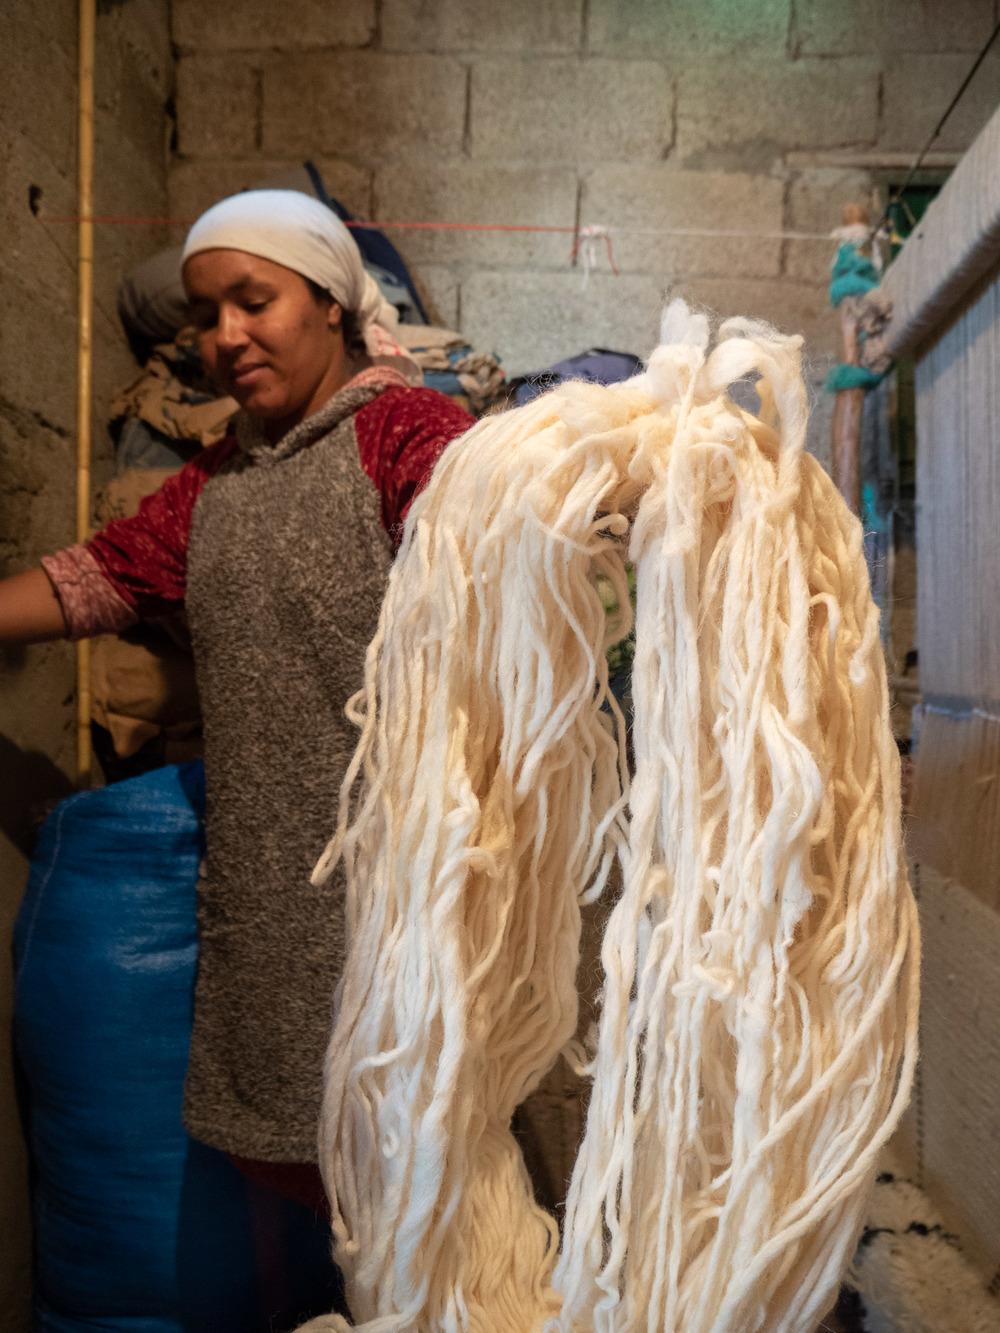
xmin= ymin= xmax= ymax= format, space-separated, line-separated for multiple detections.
xmin=0 ymin=10 xmax=77 ymax=177
xmin=581 ymin=166 xmax=785 ymax=278
xmin=91 ymin=127 xmax=171 ymax=336
xmin=0 ymin=130 xmax=77 ymax=311
xmin=303 ymin=159 xmax=374 ymax=214
xmin=470 ymin=58 xmax=672 ymax=164
xmin=676 ymin=276 xmax=838 ymax=360
xmin=785 ymin=168 xmax=878 ymax=285
xmin=262 ymin=53 xmax=467 ymax=158
xmin=96 ymin=44 xmax=169 ymax=191
xmin=383 ymin=0 xmax=583 ymax=53
xmin=1 ymin=0 xmax=75 ymax=69
xmin=172 ymin=0 xmax=375 ymax=51
xmin=588 ymin=0 xmax=790 ymax=57
xmin=374 ymin=163 xmax=577 ymax=268
xmin=170 ymin=158 xmax=373 ymax=224
xmin=0 ymin=266 xmax=80 ymax=437
xmin=0 ymin=412 xmax=76 ymax=564
xmin=796 ymin=0 xmax=994 ymax=56
xmin=459 ymin=270 xmax=665 ymax=375
xmin=176 ymin=54 xmax=260 ymax=158
xmin=880 ymin=53 xmax=1000 ymax=153
xmin=677 ymin=59 xmax=880 ymax=159
xmin=411 ymin=265 xmax=460 ymax=329
xmin=99 ymin=0 xmax=172 ymax=99
xmin=92 ymin=119 xmax=169 ymax=222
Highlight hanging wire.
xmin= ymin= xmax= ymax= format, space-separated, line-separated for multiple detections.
xmin=871 ymin=18 xmax=1000 ymax=242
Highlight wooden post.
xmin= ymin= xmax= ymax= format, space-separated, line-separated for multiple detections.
xmin=76 ymin=0 xmax=95 ymax=784
xmin=830 ymin=202 xmax=869 ymax=516
xmin=831 ymin=377 xmax=864 ymax=515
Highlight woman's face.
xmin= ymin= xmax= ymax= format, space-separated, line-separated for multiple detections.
xmin=183 ymin=249 xmax=345 ymax=430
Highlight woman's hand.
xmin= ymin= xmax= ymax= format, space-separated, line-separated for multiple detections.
xmin=0 ymin=569 xmax=69 ymax=643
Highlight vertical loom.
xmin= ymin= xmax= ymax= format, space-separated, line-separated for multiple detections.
xmin=877 ymin=99 xmax=1000 ymax=1285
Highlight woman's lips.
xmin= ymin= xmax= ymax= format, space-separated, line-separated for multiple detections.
xmin=230 ymin=363 xmax=268 ymax=387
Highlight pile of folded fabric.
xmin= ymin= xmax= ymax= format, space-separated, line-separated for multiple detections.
xmin=396 ymin=324 xmax=506 ymax=416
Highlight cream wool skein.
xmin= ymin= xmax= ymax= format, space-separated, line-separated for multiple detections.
xmin=303 ymin=303 xmax=920 ymax=1333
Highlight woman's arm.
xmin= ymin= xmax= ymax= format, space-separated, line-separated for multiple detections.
xmin=0 ymin=568 xmax=69 ymax=643
xmin=355 ymin=387 xmax=475 ymax=538
xmin=21 ymin=437 xmax=240 ymax=644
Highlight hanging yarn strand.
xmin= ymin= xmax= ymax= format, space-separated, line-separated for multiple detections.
xmin=305 ymin=301 xmax=919 ymax=1333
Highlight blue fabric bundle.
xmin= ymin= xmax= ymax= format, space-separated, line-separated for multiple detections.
xmin=13 ymin=763 xmax=337 ymax=1332
xmin=514 ymin=349 xmax=643 ymax=406
xmin=420 ymin=342 xmax=480 ymax=399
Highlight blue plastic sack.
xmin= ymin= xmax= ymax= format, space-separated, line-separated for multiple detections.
xmin=13 ymin=763 xmax=339 ymax=1332
xmin=305 ymin=160 xmax=429 ymax=324
xmin=514 ymin=348 xmax=644 ymax=406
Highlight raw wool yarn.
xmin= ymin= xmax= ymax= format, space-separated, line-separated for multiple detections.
xmin=303 ymin=301 xmax=920 ymax=1333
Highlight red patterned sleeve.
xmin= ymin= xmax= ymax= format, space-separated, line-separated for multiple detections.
xmin=44 ymin=437 xmax=237 ymax=636
xmin=354 ymin=387 xmax=474 ymax=538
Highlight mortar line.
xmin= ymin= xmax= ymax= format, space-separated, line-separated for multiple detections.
xmin=462 ymin=64 xmax=473 ymax=157
xmin=253 ymin=66 xmax=264 ymax=152
xmin=787 ymin=0 xmax=799 ymax=60
xmin=571 ymin=175 xmax=584 ymax=269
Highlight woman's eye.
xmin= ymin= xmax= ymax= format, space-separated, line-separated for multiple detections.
xmin=190 ymin=308 xmax=217 ymax=331
xmin=244 ymin=299 xmax=269 ymax=314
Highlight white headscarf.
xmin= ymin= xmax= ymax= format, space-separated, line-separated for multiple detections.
xmin=181 ymin=189 xmax=401 ymax=339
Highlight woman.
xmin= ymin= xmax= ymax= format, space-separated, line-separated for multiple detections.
xmin=0 ymin=190 xmax=474 ymax=1203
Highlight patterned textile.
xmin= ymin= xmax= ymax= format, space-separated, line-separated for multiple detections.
xmin=41 ymin=545 xmax=139 ymax=640
xmin=396 ymin=324 xmax=506 ymax=416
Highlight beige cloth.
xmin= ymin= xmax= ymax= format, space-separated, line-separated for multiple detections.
xmin=109 ymin=335 xmax=238 ymax=449
xmin=90 ymin=470 xmax=202 ymax=760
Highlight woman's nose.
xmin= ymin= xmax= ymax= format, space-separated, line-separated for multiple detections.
xmin=215 ymin=304 xmax=249 ymax=352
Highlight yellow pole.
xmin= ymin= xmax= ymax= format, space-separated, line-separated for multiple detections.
xmin=76 ymin=0 xmax=95 ymax=784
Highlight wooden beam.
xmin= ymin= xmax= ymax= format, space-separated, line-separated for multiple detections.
xmin=880 ymin=103 xmax=1000 ymax=357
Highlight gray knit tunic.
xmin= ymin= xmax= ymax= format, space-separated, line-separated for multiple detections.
xmin=183 ymin=382 xmax=397 ymax=1161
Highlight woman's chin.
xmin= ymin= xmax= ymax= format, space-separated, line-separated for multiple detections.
xmin=233 ymin=387 xmax=287 ymax=418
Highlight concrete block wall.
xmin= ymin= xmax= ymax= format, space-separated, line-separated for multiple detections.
xmin=0 ymin=2 xmax=172 ymax=1326
xmin=171 ymin=0 xmax=1000 ymax=466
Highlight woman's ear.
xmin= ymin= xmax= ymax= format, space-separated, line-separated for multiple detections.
xmin=327 ymin=300 xmax=344 ymax=332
